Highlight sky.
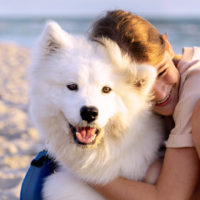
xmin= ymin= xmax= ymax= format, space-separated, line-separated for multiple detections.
xmin=0 ymin=0 xmax=200 ymax=18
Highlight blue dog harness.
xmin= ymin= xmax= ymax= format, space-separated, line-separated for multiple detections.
xmin=20 ymin=150 xmax=57 ymax=200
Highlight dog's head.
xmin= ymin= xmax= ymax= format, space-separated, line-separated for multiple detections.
xmin=29 ymin=21 xmax=156 ymax=170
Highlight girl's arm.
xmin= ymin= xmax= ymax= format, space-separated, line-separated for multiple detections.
xmin=192 ymin=99 xmax=200 ymax=158
xmin=93 ymin=147 xmax=200 ymax=200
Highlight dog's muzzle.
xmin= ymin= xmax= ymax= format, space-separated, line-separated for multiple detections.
xmin=69 ymin=124 xmax=99 ymax=145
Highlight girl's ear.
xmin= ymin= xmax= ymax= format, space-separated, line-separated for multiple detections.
xmin=162 ymin=34 xmax=174 ymax=57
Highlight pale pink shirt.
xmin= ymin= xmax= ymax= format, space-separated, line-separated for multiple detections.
xmin=167 ymin=47 xmax=200 ymax=148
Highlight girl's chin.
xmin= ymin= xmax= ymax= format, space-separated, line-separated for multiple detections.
xmin=153 ymin=104 xmax=175 ymax=116
xmin=155 ymin=109 xmax=173 ymax=116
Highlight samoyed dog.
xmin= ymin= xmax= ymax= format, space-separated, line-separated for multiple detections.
xmin=29 ymin=21 xmax=163 ymax=200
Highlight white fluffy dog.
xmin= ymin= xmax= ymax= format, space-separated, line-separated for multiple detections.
xmin=29 ymin=22 xmax=163 ymax=200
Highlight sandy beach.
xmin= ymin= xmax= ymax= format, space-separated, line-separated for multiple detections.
xmin=0 ymin=43 xmax=40 ymax=200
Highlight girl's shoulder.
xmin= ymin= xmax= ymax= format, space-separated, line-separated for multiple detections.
xmin=175 ymin=47 xmax=200 ymax=74
xmin=173 ymin=47 xmax=200 ymax=65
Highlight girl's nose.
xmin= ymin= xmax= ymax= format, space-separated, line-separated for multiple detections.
xmin=153 ymin=81 xmax=169 ymax=101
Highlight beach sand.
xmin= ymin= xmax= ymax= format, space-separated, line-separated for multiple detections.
xmin=0 ymin=43 xmax=40 ymax=200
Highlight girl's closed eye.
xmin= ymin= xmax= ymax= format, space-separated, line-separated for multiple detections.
xmin=157 ymin=68 xmax=167 ymax=77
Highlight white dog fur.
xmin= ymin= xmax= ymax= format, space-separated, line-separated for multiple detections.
xmin=29 ymin=21 xmax=163 ymax=200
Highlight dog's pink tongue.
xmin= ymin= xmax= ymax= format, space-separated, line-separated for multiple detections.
xmin=76 ymin=127 xmax=96 ymax=144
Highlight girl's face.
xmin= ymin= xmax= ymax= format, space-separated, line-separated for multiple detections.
xmin=152 ymin=51 xmax=180 ymax=116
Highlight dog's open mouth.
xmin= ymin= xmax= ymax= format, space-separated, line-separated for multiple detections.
xmin=69 ymin=124 xmax=99 ymax=145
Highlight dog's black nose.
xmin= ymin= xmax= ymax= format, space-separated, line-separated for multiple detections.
xmin=80 ymin=106 xmax=98 ymax=123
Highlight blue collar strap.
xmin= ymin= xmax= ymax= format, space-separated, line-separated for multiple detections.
xmin=20 ymin=150 xmax=58 ymax=200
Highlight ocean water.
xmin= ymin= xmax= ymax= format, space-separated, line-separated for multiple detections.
xmin=0 ymin=16 xmax=200 ymax=53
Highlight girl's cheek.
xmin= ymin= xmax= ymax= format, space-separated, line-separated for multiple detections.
xmin=163 ymin=70 xmax=179 ymax=85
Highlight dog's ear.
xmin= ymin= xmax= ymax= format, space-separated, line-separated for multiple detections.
xmin=37 ymin=21 xmax=73 ymax=56
xmin=100 ymin=38 xmax=156 ymax=96
xmin=102 ymin=38 xmax=133 ymax=70
xmin=134 ymin=65 xmax=157 ymax=95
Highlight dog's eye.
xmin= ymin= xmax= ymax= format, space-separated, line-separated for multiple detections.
xmin=66 ymin=84 xmax=78 ymax=91
xmin=102 ymin=86 xmax=112 ymax=94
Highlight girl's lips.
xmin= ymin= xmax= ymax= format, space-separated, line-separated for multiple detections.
xmin=155 ymin=90 xmax=172 ymax=107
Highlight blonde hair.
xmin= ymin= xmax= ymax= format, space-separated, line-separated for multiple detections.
xmin=90 ymin=10 xmax=166 ymax=65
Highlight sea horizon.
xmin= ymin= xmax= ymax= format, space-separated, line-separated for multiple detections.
xmin=0 ymin=15 xmax=200 ymax=53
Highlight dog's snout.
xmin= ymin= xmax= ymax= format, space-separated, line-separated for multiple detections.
xmin=80 ymin=106 xmax=98 ymax=123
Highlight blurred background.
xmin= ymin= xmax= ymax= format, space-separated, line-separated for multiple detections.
xmin=1 ymin=0 xmax=200 ymax=53
xmin=0 ymin=1 xmax=200 ymax=199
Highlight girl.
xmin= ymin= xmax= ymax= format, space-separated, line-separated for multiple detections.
xmin=89 ymin=10 xmax=200 ymax=199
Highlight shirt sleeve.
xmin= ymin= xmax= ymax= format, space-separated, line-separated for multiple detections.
xmin=167 ymin=64 xmax=200 ymax=148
